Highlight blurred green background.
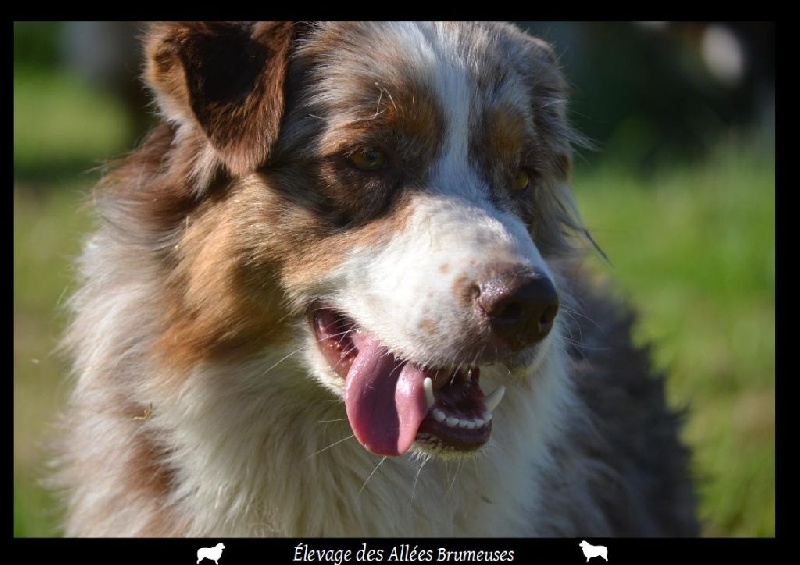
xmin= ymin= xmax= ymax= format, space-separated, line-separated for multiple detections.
xmin=13 ymin=22 xmax=775 ymax=537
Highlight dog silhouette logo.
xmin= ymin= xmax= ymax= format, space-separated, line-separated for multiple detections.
xmin=578 ymin=540 xmax=608 ymax=562
xmin=197 ymin=543 xmax=226 ymax=564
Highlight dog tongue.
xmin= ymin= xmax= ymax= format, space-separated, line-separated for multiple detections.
xmin=344 ymin=334 xmax=428 ymax=457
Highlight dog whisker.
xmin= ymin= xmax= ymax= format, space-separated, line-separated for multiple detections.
xmin=261 ymin=348 xmax=302 ymax=377
xmin=562 ymin=304 xmax=603 ymax=332
xmin=358 ymin=456 xmax=387 ymax=498
xmin=305 ymin=433 xmax=356 ymax=461
xmin=410 ymin=455 xmax=431 ymax=506
xmin=583 ymin=229 xmax=611 ymax=264
xmin=445 ymin=458 xmax=464 ymax=495
xmin=388 ymin=360 xmax=406 ymax=379
xmin=317 ymin=417 xmax=348 ymax=424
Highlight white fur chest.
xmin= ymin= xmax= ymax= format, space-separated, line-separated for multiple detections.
xmin=158 ymin=348 xmax=573 ymax=537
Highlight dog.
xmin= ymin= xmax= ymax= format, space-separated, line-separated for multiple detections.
xmin=197 ymin=543 xmax=225 ymax=564
xmin=52 ymin=21 xmax=698 ymax=536
xmin=579 ymin=541 xmax=608 ymax=561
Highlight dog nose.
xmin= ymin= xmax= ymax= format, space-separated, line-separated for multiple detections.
xmin=474 ymin=266 xmax=559 ymax=350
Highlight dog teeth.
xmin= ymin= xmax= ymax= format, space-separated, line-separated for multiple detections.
xmin=484 ymin=386 xmax=506 ymax=413
xmin=430 ymin=407 xmax=490 ymax=430
xmin=423 ymin=368 xmax=502 ymax=431
xmin=424 ymin=377 xmax=435 ymax=410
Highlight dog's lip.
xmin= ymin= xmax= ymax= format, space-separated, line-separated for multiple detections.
xmin=309 ymin=306 xmax=501 ymax=454
xmin=310 ymin=306 xmax=472 ymax=390
xmin=311 ymin=306 xmax=359 ymax=378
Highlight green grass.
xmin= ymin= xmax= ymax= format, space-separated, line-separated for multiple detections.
xmin=573 ymin=143 xmax=775 ymax=536
xmin=13 ymin=68 xmax=775 ymax=537
xmin=14 ymin=186 xmax=91 ymax=538
xmin=14 ymin=64 xmax=122 ymax=537
xmin=14 ymin=66 xmax=134 ymax=181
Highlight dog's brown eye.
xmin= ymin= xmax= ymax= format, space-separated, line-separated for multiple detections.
xmin=512 ymin=169 xmax=530 ymax=192
xmin=348 ymin=148 xmax=388 ymax=171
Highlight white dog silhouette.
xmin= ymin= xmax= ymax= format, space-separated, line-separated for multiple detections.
xmin=197 ymin=543 xmax=225 ymax=564
xmin=579 ymin=540 xmax=608 ymax=562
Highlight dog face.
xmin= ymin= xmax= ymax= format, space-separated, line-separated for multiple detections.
xmin=138 ymin=21 xmax=584 ymax=459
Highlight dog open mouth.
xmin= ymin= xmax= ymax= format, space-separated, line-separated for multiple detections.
xmin=312 ymin=308 xmax=506 ymax=457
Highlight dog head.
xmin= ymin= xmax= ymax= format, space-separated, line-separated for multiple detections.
xmin=137 ymin=21 xmax=586 ymax=459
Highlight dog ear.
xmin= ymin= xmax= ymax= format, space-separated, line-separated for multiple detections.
xmin=144 ymin=21 xmax=298 ymax=175
xmin=513 ymin=33 xmax=575 ymax=158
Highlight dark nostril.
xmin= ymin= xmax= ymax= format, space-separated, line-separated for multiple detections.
xmin=491 ymin=300 xmax=524 ymax=327
xmin=475 ymin=268 xmax=559 ymax=349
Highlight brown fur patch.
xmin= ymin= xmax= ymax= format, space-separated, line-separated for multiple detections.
xmin=145 ymin=22 xmax=298 ymax=175
xmin=453 ymin=274 xmax=478 ymax=309
xmin=309 ymin=63 xmax=446 ymax=224
xmin=127 ymin=430 xmax=184 ymax=536
xmin=153 ymin=174 xmax=416 ymax=370
xmin=155 ymin=184 xmax=294 ymax=370
xmin=485 ymin=106 xmax=528 ymax=165
xmin=471 ymin=104 xmax=532 ymax=195
xmin=418 ymin=317 xmax=438 ymax=336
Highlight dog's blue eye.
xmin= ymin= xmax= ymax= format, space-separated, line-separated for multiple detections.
xmin=512 ymin=170 xmax=530 ymax=192
xmin=348 ymin=148 xmax=388 ymax=171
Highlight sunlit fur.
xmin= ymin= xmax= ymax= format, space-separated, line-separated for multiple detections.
xmin=52 ymin=21 xmax=697 ymax=537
